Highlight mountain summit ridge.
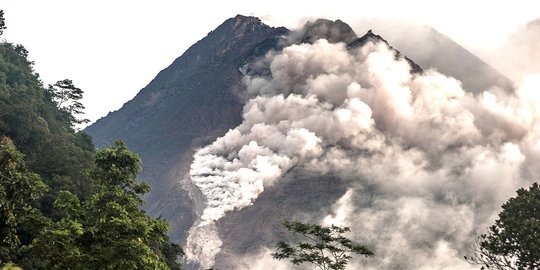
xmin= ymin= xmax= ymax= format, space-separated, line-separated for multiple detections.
xmin=298 ymin=18 xmax=358 ymax=44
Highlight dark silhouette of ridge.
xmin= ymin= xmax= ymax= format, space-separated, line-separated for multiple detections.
xmin=348 ymin=29 xmax=423 ymax=73
xmin=299 ymin=18 xmax=358 ymax=44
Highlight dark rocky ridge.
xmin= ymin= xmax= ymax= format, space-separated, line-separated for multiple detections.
xmin=299 ymin=18 xmax=358 ymax=44
xmin=349 ymin=29 xmax=423 ymax=73
xmin=85 ymin=16 xmax=514 ymax=265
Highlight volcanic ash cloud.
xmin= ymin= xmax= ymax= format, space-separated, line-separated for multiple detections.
xmin=189 ymin=37 xmax=540 ymax=269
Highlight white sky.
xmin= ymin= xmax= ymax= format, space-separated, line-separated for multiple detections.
xmin=1 ymin=0 xmax=539 ymax=126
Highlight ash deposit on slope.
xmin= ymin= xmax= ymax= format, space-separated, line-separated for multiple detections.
xmin=186 ymin=24 xmax=540 ymax=269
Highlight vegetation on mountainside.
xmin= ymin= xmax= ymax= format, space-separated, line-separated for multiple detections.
xmin=0 ymin=137 xmax=47 ymax=265
xmin=0 ymin=23 xmax=95 ymax=206
xmin=0 ymin=10 xmax=182 ymax=269
xmin=0 ymin=138 xmax=183 ymax=269
xmin=26 ymin=141 xmax=183 ymax=269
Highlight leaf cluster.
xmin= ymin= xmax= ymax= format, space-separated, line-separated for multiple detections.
xmin=47 ymin=79 xmax=89 ymax=126
xmin=0 ymin=137 xmax=47 ymax=264
xmin=0 ymin=140 xmax=183 ymax=269
xmin=466 ymin=183 xmax=540 ymax=269
xmin=273 ymin=220 xmax=373 ymax=270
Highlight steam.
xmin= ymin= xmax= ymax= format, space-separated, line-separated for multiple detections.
xmin=185 ymin=223 xmax=222 ymax=268
xmin=488 ymin=18 xmax=540 ymax=82
xmin=188 ymin=33 xmax=540 ymax=269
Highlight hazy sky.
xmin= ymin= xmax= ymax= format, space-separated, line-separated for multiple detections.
xmin=1 ymin=0 xmax=539 ymax=125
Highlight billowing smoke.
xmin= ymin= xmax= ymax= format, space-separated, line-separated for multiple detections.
xmin=186 ymin=31 xmax=540 ymax=269
xmin=489 ymin=18 xmax=540 ymax=82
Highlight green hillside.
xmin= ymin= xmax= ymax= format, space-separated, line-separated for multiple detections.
xmin=0 ymin=11 xmax=182 ymax=269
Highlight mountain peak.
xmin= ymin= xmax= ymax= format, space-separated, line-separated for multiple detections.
xmin=349 ymin=29 xmax=388 ymax=47
xmin=299 ymin=18 xmax=358 ymax=44
xmin=231 ymin=14 xmax=263 ymax=26
xmin=217 ymin=14 xmax=267 ymax=35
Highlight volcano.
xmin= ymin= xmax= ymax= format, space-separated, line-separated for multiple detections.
xmin=85 ymin=15 xmax=519 ymax=269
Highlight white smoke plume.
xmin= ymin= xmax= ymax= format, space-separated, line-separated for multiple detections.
xmin=488 ymin=18 xmax=540 ymax=82
xmin=187 ymin=34 xmax=540 ymax=269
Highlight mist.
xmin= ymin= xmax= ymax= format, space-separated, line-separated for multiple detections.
xmin=487 ymin=18 xmax=540 ymax=82
xmin=185 ymin=21 xmax=540 ymax=269
xmin=348 ymin=17 xmax=516 ymax=93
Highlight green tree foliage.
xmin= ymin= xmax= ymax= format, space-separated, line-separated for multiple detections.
xmin=0 ymin=137 xmax=47 ymax=265
xmin=27 ymin=141 xmax=183 ymax=269
xmin=26 ymin=191 xmax=84 ymax=269
xmin=465 ymin=183 xmax=540 ymax=269
xmin=0 ymin=10 xmax=6 ymax=37
xmin=272 ymin=220 xmax=373 ymax=270
xmin=83 ymin=141 xmax=182 ymax=269
xmin=47 ymin=79 xmax=89 ymax=126
xmin=0 ymin=12 xmax=182 ymax=269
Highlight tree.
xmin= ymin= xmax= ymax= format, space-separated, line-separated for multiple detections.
xmin=0 ymin=136 xmax=47 ymax=265
xmin=272 ymin=220 xmax=373 ymax=270
xmin=28 ymin=141 xmax=183 ymax=269
xmin=0 ymin=10 xmax=6 ymax=37
xmin=13 ymin=45 xmax=28 ymax=58
xmin=47 ymin=79 xmax=89 ymax=126
xmin=27 ymin=191 xmax=85 ymax=269
xmin=465 ymin=183 xmax=540 ymax=269
xmin=84 ymin=141 xmax=183 ymax=269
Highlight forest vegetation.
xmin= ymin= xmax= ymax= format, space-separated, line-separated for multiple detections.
xmin=0 ymin=10 xmax=182 ymax=269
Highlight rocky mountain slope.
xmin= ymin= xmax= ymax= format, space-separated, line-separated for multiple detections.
xmin=85 ymin=15 xmax=288 ymax=242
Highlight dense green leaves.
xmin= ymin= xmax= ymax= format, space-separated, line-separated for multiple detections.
xmin=25 ymin=142 xmax=183 ymax=269
xmin=273 ymin=220 xmax=373 ymax=270
xmin=92 ymin=141 xmax=146 ymax=191
xmin=466 ymin=183 xmax=540 ymax=269
xmin=0 ymin=137 xmax=47 ymax=265
xmin=81 ymin=141 xmax=180 ymax=269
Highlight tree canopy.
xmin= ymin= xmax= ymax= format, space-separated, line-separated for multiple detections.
xmin=273 ymin=220 xmax=373 ymax=270
xmin=47 ymin=79 xmax=89 ymax=126
xmin=0 ymin=139 xmax=183 ymax=269
xmin=0 ymin=137 xmax=47 ymax=265
xmin=26 ymin=141 xmax=183 ymax=269
xmin=466 ymin=183 xmax=540 ymax=269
